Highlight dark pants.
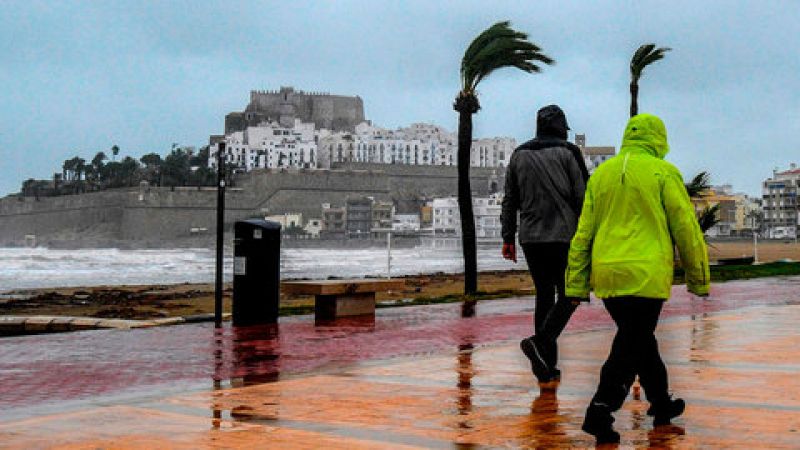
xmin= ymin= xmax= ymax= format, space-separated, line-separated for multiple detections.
xmin=522 ymin=242 xmax=570 ymax=366
xmin=590 ymin=297 xmax=670 ymax=412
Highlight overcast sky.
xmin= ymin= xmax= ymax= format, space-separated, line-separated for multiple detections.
xmin=1 ymin=0 xmax=798 ymax=196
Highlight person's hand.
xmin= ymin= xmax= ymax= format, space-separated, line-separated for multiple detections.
xmin=501 ymin=243 xmax=516 ymax=263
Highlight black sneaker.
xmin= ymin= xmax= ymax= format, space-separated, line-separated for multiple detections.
xmin=647 ymin=397 xmax=685 ymax=426
xmin=582 ymin=403 xmax=620 ymax=444
xmin=520 ymin=336 xmax=552 ymax=383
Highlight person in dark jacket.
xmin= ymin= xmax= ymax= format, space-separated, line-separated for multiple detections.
xmin=500 ymin=105 xmax=589 ymax=386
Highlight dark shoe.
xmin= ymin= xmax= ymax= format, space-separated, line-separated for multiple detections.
xmin=647 ymin=397 xmax=685 ymax=426
xmin=582 ymin=403 xmax=620 ymax=444
xmin=520 ymin=336 xmax=552 ymax=383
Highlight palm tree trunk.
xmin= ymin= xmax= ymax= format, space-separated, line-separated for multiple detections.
xmin=457 ymin=109 xmax=478 ymax=295
xmin=629 ymin=81 xmax=639 ymax=117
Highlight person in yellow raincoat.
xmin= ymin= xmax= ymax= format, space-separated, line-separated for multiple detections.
xmin=566 ymin=114 xmax=710 ymax=443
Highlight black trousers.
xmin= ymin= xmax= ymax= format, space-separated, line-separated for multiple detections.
xmin=590 ymin=297 xmax=670 ymax=411
xmin=521 ymin=242 xmax=570 ymax=367
xmin=521 ymin=242 xmax=569 ymax=331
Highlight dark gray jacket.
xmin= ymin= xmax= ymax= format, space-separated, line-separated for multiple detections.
xmin=501 ymin=137 xmax=588 ymax=244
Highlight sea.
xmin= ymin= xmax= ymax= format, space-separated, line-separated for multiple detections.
xmin=0 ymin=246 xmax=524 ymax=292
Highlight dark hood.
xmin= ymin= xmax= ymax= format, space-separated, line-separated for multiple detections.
xmin=535 ymin=104 xmax=570 ymax=140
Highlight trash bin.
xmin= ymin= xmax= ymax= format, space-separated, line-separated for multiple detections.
xmin=233 ymin=219 xmax=281 ymax=326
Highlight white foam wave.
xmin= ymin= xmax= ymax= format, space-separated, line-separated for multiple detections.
xmin=0 ymin=245 xmax=523 ymax=292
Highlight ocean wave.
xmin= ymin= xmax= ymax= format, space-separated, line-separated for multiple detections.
xmin=0 ymin=246 xmax=523 ymax=292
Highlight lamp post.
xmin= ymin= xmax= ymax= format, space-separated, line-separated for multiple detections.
xmin=750 ymin=212 xmax=759 ymax=264
xmin=215 ymin=142 xmax=226 ymax=328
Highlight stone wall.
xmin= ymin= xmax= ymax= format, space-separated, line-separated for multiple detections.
xmin=0 ymin=191 xmax=126 ymax=244
xmin=0 ymin=164 xmax=503 ymax=245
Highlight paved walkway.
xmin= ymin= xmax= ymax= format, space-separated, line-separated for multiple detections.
xmin=1 ymin=277 xmax=800 ymax=447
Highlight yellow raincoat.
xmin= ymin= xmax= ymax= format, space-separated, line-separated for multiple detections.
xmin=565 ymin=114 xmax=709 ymax=299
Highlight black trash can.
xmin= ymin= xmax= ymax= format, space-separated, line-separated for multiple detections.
xmin=233 ymin=219 xmax=281 ymax=326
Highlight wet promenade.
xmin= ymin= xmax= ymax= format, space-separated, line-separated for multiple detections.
xmin=1 ymin=276 xmax=800 ymax=447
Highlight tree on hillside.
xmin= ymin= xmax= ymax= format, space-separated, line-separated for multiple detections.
xmin=161 ymin=147 xmax=191 ymax=187
xmin=454 ymin=20 xmax=554 ymax=295
xmin=102 ymin=162 xmax=122 ymax=188
xmin=120 ymin=156 xmax=140 ymax=186
xmin=90 ymin=151 xmax=107 ymax=187
xmin=190 ymin=146 xmax=210 ymax=168
xmin=630 ymin=44 xmax=671 ymax=117
xmin=140 ymin=152 xmax=163 ymax=185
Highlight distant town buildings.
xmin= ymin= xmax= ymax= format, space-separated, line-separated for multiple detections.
xmin=692 ymin=185 xmax=760 ymax=238
xmin=431 ymin=194 xmax=503 ymax=239
xmin=392 ymin=214 xmax=421 ymax=232
xmin=209 ymin=118 xmax=320 ymax=171
xmin=575 ymin=134 xmax=616 ymax=172
xmin=209 ymin=88 xmax=516 ymax=172
xmin=762 ymin=164 xmax=800 ymax=239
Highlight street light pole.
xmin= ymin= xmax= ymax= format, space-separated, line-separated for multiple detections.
xmin=215 ymin=142 xmax=226 ymax=328
xmin=752 ymin=213 xmax=759 ymax=264
xmin=386 ymin=231 xmax=392 ymax=279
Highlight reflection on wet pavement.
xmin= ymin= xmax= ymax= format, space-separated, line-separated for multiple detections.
xmin=1 ymin=277 xmax=800 ymax=447
xmin=1 ymin=303 xmax=799 ymax=447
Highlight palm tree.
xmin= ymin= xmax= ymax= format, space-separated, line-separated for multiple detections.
xmin=455 ymin=20 xmax=554 ymax=295
xmin=684 ymin=171 xmax=721 ymax=233
xmin=91 ymin=151 xmax=107 ymax=187
xmin=629 ymin=45 xmax=718 ymax=232
xmin=111 ymin=144 xmax=120 ymax=162
xmin=629 ymin=44 xmax=671 ymax=117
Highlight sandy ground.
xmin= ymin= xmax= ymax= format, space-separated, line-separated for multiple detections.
xmin=1 ymin=240 xmax=798 ymax=320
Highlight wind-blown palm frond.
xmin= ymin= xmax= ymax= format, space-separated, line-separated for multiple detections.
xmin=685 ymin=171 xmax=711 ymax=198
xmin=460 ymin=21 xmax=553 ymax=94
xmin=698 ymin=204 xmax=721 ymax=233
xmin=630 ymin=43 xmax=671 ymax=82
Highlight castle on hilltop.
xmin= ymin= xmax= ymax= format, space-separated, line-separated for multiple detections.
xmin=224 ymin=86 xmax=365 ymax=134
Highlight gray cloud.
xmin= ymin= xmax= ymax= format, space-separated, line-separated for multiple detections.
xmin=1 ymin=0 xmax=799 ymax=196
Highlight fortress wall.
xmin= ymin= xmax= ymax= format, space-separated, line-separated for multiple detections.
xmin=332 ymin=163 xmax=500 ymax=198
xmin=0 ymin=165 xmax=500 ymax=244
xmin=119 ymin=188 xmax=253 ymax=240
xmin=236 ymin=89 xmax=364 ymax=132
xmin=239 ymin=168 xmax=390 ymax=217
xmin=0 ymin=191 xmax=126 ymax=244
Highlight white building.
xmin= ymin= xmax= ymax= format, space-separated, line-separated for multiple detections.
xmin=762 ymin=164 xmax=800 ymax=239
xmin=432 ymin=197 xmax=460 ymax=235
xmin=392 ymin=213 xmax=421 ymax=232
xmin=575 ymin=134 xmax=616 ymax=172
xmin=431 ymin=194 xmax=504 ymax=239
xmin=211 ymin=118 xmax=515 ymax=172
xmin=473 ymin=194 xmax=503 ymax=239
xmin=304 ymin=218 xmax=322 ymax=238
xmin=209 ymin=118 xmax=320 ymax=171
xmin=470 ymin=137 xmax=515 ymax=168
xmin=319 ymin=122 xmax=512 ymax=168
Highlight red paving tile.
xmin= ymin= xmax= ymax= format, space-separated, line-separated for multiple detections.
xmin=1 ymin=276 xmax=799 ymax=417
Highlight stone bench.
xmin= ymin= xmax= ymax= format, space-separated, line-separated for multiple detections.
xmin=282 ymin=279 xmax=405 ymax=321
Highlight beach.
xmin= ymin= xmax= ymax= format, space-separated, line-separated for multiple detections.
xmin=1 ymin=240 xmax=798 ymax=320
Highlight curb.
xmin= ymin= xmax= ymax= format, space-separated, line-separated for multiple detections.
xmin=0 ymin=313 xmax=231 ymax=337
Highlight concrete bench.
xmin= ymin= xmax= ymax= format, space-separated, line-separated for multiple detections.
xmin=282 ymin=279 xmax=405 ymax=321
